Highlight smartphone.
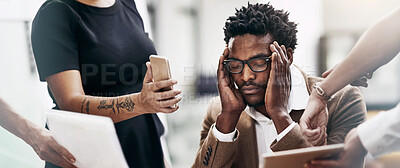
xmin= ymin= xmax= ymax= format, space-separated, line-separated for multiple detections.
xmin=149 ymin=55 xmax=177 ymax=108
xmin=149 ymin=55 xmax=173 ymax=91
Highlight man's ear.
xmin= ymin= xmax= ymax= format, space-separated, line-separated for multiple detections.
xmin=287 ymin=48 xmax=294 ymax=64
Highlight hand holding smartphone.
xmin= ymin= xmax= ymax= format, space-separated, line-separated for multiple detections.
xmin=149 ymin=55 xmax=178 ymax=108
xmin=149 ymin=55 xmax=173 ymax=91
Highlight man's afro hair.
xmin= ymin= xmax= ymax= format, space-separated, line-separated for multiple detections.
xmin=224 ymin=3 xmax=298 ymax=50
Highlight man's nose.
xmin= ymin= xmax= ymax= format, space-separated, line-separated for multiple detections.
xmin=242 ymin=64 xmax=255 ymax=82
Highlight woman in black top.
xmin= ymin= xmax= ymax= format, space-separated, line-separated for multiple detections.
xmin=31 ymin=0 xmax=182 ymax=167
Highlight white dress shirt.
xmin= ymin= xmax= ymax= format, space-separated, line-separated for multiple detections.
xmin=212 ymin=65 xmax=310 ymax=166
xmin=358 ymin=102 xmax=400 ymax=157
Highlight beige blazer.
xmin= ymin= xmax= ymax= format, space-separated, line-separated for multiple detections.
xmin=192 ymin=68 xmax=367 ymax=168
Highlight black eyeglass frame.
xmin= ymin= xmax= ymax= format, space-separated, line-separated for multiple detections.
xmin=223 ymin=57 xmax=272 ymax=74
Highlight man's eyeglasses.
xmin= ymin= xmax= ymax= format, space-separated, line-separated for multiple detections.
xmin=223 ymin=57 xmax=271 ymax=74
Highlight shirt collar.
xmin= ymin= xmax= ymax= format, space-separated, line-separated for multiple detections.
xmin=245 ymin=64 xmax=309 ymax=122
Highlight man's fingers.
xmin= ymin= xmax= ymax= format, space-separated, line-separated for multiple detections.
xmin=270 ymin=44 xmax=283 ymax=64
xmin=152 ymin=79 xmax=177 ymax=91
xmin=281 ymin=45 xmax=287 ymax=57
xmin=217 ymin=54 xmax=226 ymax=81
xmin=268 ymin=52 xmax=278 ymax=81
xmin=222 ymin=47 xmax=229 ymax=57
xmin=227 ymin=68 xmax=237 ymax=87
xmin=273 ymin=41 xmax=287 ymax=63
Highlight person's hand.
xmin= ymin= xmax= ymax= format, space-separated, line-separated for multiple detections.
xmin=264 ymin=42 xmax=292 ymax=133
xmin=138 ymin=62 xmax=182 ymax=113
xmin=305 ymin=128 xmax=367 ymax=168
xmin=300 ymin=90 xmax=328 ymax=146
xmin=216 ymin=47 xmax=246 ymax=133
xmin=27 ymin=129 xmax=76 ymax=168
xmin=323 ymin=66 xmax=373 ymax=87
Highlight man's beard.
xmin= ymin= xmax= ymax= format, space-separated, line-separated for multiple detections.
xmin=246 ymin=99 xmax=265 ymax=107
xmin=239 ymin=80 xmax=267 ymax=107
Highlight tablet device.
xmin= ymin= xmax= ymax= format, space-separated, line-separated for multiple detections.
xmin=46 ymin=109 xmax=129 ymax=168
xmin=262 ymin=143 xmax=344 ymax=168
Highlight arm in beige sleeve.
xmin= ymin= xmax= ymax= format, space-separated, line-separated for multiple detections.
xmin=192 ymin=97 xmax=238 ymax=168
xmin=270 ymin=124 xmax=310 ymax=152
xmin=326 ymin=86 xmax=367 ymax=145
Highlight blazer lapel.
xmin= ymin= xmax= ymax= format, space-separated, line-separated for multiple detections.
xmin=236 ymin=111 xmax=259 ymax=166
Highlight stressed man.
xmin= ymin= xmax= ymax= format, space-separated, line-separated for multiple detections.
xmin=193 ymin=3 xmax=366 ymax=167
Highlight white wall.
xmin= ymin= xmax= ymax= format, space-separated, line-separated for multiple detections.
xmin=324 ymin=0 xmax=400 ymax=33
xmin=155 ymin=0 xmax=198 ymax=92
xmin=0 ymin=0 xmax=43 ymax=21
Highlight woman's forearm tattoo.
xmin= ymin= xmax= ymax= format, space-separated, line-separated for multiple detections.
xmin=86 ymin=100 xmax=90 ymax=114
xmin=97 ymin=99 xmax=116 ymax=113
xmin=116 ymin=97 xmax=135 ymax=113
xmin=96 ymin=97 xmax=135 ymax=114
xmin=81 ymin=98 xmax=87 ymax=113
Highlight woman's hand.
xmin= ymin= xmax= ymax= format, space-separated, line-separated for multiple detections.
xmin=138 ymin=62 xmax=182 ymax=113
xmin=305 ymin=128 xmax=367 ymax=168
xmin=27 ymin=129 xmax=76 ymax=168
xmin=300 ymin=90 xmax=328 ymax=146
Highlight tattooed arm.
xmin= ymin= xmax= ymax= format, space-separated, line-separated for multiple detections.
xmin=46 ymin=62 xmax=182 ymax=123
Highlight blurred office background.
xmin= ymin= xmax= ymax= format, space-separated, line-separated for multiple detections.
xmin=1 ymin=0 xmax=400 ymax=167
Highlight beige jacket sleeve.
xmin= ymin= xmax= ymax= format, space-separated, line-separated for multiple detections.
xmin=270 ymin=83 xmax=366 ymax=152
xmin=192 ymin=97 xmax=239 ymax=168
xmin=326 ymin=86 xmax=367 ymax=144
xmin=270 ymin=124 xmax=310 ymax=152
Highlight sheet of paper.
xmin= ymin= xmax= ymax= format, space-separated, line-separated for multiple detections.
xmin=46 ymin=109 xmax=129 ymax=168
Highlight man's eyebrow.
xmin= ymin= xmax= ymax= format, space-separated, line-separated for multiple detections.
xmin=252 ymin=53 xmax=270 ymax=58
xmin=227 ymin=53 xmax=270 ymax=60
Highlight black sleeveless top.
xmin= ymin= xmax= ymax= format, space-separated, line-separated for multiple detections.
xmin=31 ymin=0 xmax=164 ymax=167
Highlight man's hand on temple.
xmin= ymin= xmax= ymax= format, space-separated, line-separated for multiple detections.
xmin=305 ymin=128 xmax=367 ymax=168
xmin=265 ymin=41 xmax=293 ymax=134
xmin=216 ymin=47 xmax=247 ymax=134
xmin=28 ymin=128 xmax=76 ymax=168
xmin=300 ymin=90 xmax=328 ymax=146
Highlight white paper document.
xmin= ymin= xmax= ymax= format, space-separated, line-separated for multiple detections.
xmin=46 ymin=109 xmax=129 ymax=168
